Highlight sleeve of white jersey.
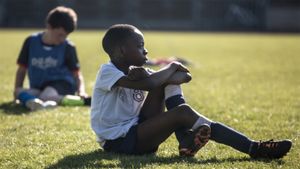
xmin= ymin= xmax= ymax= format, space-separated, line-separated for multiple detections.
xmin=95 ymin=63 xmax=124 ymax=91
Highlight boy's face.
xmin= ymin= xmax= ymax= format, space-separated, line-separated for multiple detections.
xmin=121 ymin=29 xmax=148 ymax=67
xmin=47 ymin=26 xmax=69 ymax=45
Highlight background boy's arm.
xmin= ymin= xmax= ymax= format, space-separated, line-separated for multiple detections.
xmin=115 ymin=62 xmax=188 ymax=91
xmin=73 ymin=70 xmax=88 ymax=98
xmin=14 ymin=66 xmax=27 ymax=99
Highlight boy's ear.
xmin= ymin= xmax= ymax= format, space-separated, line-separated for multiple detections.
xmin=113 ymin=46 xmax=124 ymax=57
xmin=46 ymin=23 xmax=53 ymax=30
xmin=120 ymin=46 xmax=126 ymax=55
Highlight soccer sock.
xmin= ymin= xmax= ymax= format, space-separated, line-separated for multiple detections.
xmin=248 ymin=142 xmax=259 ymax=155
xmin=165 ymin=85 xmax=184 ymax=110
xmin=210 ymin=122 xmax=255 ymax=154
xmin=18 ymin=91 xmax=37 ymax=106
xmin=165 ymin=94 xmax=185 ymax=110
xmin=61 ymin=95 xmax=84 ymax=106
xmin=191 ymin=115 xmax=212 ymax=130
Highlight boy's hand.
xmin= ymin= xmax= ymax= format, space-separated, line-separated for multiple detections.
xmin=167 ymin=71 xmax=192 ymax=85
xmin=127 ymin=66 xmax=151 ymax=81
xmin=170 ymin=61 xmax=189 ymax=72
xmin=78 ymin=90 xmax=88 ymax=98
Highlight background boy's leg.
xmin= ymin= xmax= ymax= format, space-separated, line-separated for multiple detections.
xmin=16 ymin=88 xmax=40 ymax=105
xmin=16 ymin=88 xmax=57 ymax=111
xmin=39 ymin=86 xmax=63 ymax=103
xmin=15 ymin=88 xmax=40 ymax=99
xmin=40 ymin=86 xmax=90 ymax=106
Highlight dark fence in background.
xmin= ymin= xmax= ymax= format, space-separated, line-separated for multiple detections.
xmin=0 ymin=0 xmax=299 ymax=32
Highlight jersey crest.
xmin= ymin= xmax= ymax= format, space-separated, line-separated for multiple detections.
xmin=133 ymin=90 xmax=144 ymax=102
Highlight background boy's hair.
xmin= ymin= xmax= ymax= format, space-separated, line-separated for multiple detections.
xmin=46 ymin=6 xmax=77 ymax=33
xmin=102 ymin=24 xmax=138 ymax=57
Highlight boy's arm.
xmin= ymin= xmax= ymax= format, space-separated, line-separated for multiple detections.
xmin=14 ymin=66 xmax=27 ymax=99
xmin=73 ymin=70 xmax=88 ymax=98
xmin=167 ymin=71 xmax=192 ymax=85
xmin=127 ymin=66 xmax=151 ymax=81
xmin=115 ymin=62 xmax=187 ymax=91
xmin=14 ymin=37 xmax=30 ymax=99
xmin=65 ymin=43 xmax=88 ymax=97
xmin=128 ymin=66 xmax=191 ymax=85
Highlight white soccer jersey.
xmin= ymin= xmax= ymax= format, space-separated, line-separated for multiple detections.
xmin=91 ymin=62 xmax=146 ymax=146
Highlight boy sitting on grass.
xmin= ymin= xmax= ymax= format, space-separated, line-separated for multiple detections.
xmin=91 ymin=24 xmax=292 ymax=158
xmin=14 ymin=6 xmax=91 ymax=111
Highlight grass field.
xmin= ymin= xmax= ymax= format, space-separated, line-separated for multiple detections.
xmin=0 ymin=29 xmax=299 ymax=169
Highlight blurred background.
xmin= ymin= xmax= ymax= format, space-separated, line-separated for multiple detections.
xmin=0 ymin=0 xmax=299 ymax=32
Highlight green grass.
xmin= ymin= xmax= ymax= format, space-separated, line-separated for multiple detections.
xmin=0 ymin=29 xmax=299 ymax=169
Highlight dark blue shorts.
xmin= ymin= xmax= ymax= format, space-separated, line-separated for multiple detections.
xmin=41 ymin=80 xmax=76 ymax=95
xmin=103 ymin=122 xmax=158 ymax=155
xmin=103 ymin=125 xmax=139 ymax=154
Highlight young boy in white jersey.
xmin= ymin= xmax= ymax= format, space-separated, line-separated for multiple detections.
xmin=91 ymin=24 xmax=292 ymax=158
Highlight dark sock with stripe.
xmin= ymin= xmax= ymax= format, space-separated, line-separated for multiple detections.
xmin=210 ymin=122 xmax=254 ymax=154
xmin=165 ymin=94 xmax=185 ymax=110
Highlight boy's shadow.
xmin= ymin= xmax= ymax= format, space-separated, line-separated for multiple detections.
xmin=46 ymin=149 xmax=282 ymax=168
xmin=0 ymin=101 xmax=30 ymax=115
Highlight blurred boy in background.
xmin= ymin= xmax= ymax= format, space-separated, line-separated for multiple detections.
xmin=14 ymin=6 xmax=90 ymax=111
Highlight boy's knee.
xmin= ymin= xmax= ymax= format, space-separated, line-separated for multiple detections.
xmin=168 ymin=104 xmax=199 ymax=125
xmin=172 ymin=104 xmax=194 ymax=117
xmin=39 ymin=86 xmax=59 ymax=101
xmin=176 ymin=103 xmax=192 ymax=112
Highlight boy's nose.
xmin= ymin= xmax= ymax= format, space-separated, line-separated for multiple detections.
xmin=143 ymin=49 xmax=148 ymax=55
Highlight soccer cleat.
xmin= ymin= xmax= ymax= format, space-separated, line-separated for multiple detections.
xmin=26 ymin=98 xmax=57 ymax=111
xmin=83 ymin=97 xmax=91 ymax=106
xmin=250 ymin=139 xmax=292 ymax=159
xmin=179 ymin=124 xmax=211 ymax=157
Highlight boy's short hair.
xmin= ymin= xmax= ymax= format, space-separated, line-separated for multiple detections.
xmin=46 ymin=6 xmax=77 ymax=33
xmin=102 ymin=24 xmax=138 ymax=57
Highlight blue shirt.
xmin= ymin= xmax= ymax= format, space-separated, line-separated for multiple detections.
xmin=17 ymin=32 xmax=80 ymax=90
